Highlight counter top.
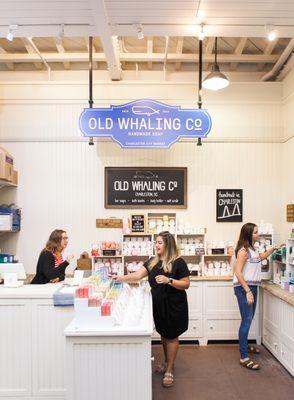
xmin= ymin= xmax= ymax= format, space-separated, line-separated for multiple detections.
xmin=0 ymin=276 xmax=234 ymax=298
xmin=0 ymin=282 xmax=64 ymax=299
xmin=261 ymin=282 xmax=294 ymax=306
xmin=190 ymin=276 xmax=233 ymax=281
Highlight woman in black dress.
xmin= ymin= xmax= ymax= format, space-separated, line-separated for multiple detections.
xmin=31 ymin=229 xmax=74 ymax=284
xmin=114 ymin=231 xmax=190 ymax=387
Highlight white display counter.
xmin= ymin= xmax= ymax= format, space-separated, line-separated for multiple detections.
xmin=0 ymin=283 xmax=74 ymax=400
xmin=0 ymin=279 xmax=262 ymax=400
xmin=64 ymin=288 xmax=153 ymax=400
xmin=0 ymin=282 xmax=153 ymax=400
xmin=261 ymin=283 xmax=294 ymax=376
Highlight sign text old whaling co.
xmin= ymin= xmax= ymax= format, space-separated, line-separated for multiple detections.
xmin=79 ymin=99 xmax=212 ymax=149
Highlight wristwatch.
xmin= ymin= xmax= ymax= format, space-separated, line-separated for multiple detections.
xmin=168 ymin=278 xmax=173 ymax=285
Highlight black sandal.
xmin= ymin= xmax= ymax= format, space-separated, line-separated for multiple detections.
xmin=240 ymin=358 xmax=260 ymax=370
xmin=248 ymin=345 xmax=260 ymax=354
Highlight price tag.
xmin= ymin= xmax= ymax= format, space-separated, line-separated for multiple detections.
xmin=131 ymin=214 xmax=145 ymax=233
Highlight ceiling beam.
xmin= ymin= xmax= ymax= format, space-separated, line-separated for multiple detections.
xmin=231 ymin=37 xmax=247 ymax=70
xmin=54 ymin=38 xmax=70 ymax=70
xmin=21 ymin=38 xmax=43 ymax=70
xmin=204 ymin=37 xmax=214 ymax=70
xmin=0 ymin=47 xmax=14 ymax=70
xmin=257 ymin=38 xmax=278 ymax=71
xmin=175 ymin=37 xmax=184 ymax=71
xmin=111 ymin=25 xmax=294 ymax=39
xmin=262 ymin=38 xmax=294 ymax=81
xmin=277 ymin=53 xmax=294 ymax=81
xmin=89 ymin=0 xmax=122 ymax=80
xmin=0 ymin=25 xmax=294 ymax=40
xmin=0 ymin=52 xmax=280 ymax=64
xmin=147 ymin=37 xmax=153 ymax=70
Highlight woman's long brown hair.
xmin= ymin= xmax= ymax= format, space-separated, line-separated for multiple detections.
xmin=42 ymin=229 xmax=66 ymax=256
xmin=235 ymin=223 xmax=256 ymax=257
xmin=148 ymin=231 xmax=179 ymax=273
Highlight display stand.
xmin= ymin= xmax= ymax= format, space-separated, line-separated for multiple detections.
xmin=64 ymin=286 xmax=153 ymax=400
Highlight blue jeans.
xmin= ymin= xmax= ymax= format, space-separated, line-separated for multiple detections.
xmin=234 ymin=285 xmax=258 ymax=359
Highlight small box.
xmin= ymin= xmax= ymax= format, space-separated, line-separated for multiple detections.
xmin=102 ymin=249 xmax=116 ymax=256
xmin=77 ymin=252 xmax=92 ymax=270
xmin=0 ymin=214 xmax=13 ymax=231
xmin=0 ymin=254 xmax=14 ymax=263
xmin=211 ymin=248 xmax=225 ymax=255
xmin=12 ymin=170 xmax=18 ymax=185
xmin=0 ymin=208 xmax=21 ymax=232
xmin=0 ymin=147 xmax=14 ymax=182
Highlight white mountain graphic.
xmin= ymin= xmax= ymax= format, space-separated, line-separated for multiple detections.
xmin=218 ymin=202 xmax=241 ymax=219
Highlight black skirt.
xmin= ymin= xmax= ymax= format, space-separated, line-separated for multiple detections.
xmin=145 ymin=258 xmax=190 ymax=339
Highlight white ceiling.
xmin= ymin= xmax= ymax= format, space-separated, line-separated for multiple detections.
xmin=0 ymin=0 xmax=293 ymax=81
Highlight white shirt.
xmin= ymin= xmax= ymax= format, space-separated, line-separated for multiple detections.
xmin=233 ymin=247 xmax=261 ymax=287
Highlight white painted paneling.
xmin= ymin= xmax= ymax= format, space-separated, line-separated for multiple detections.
xmin=0 ymin=79 xmax=286 ymax=273
xmin=0 ymin=0 xmax=94 ymax=27
xmin=281 ymin=67 xmax=294 ymax=238
xmin=187 ymin=282 xmax=202 ymax=316
xmin=0 ymin=81 xmax=283 ymax=141
xmin=204 ymin=282 xmax=239 ymax=315
xmin=105 ymin=0 xmax=294 ymax=26
xmin=0 ymin=299 xmax=31 ymax=396
xmin=263 ymin=291 xmax=280 ymax=333
xmin=0 ymin=140 xmax=283 ymax=273
xmin=31 ymin=300 xmax=74 ymax=396
xmin=280 ymin=301 xmax=294 ymax=347
xmin=66 ymin=338 xmax=151 ymax=400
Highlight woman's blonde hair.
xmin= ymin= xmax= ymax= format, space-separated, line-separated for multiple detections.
xmin=148 ymin=231 xmax=179 ymax=273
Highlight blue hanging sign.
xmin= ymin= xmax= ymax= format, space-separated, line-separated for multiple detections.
xmin=79 ymin=99 xmax=212 ymax=149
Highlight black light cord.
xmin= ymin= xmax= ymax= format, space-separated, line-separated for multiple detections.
xmin=88 ymin=36 xmax=94 ymax=145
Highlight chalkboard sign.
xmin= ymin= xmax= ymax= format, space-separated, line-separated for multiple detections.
xmin=105 ymin=167 xmax=187 ymax=209
xmin=216 ymin=189 xmax=243 ymax=222
xmin=131 ymin=214 xmax=145 ymax=233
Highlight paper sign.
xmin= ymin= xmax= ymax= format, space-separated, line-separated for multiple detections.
xmin=3 ymin=272 xmax=18 ymax=287
xmin=72 ymin=270 xmax=84 ymax=286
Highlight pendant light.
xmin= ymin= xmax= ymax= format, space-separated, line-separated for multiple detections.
xmin=203 ymin=37 xmax=229 ymax=91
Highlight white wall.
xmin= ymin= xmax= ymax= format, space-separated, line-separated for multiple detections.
xmin=282 ymin=68 xmax=294 ymax=239
xmin=0 ymin=75 xmax=285 ymax=273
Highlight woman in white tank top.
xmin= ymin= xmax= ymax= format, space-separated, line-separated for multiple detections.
xmin=234 ymin=223 xmax=283 ymax=370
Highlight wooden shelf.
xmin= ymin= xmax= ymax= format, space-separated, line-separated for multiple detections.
xmin=181 ymin=254 xmax=202 ymax=258
xmin=93 ymin=255 xmax=122 ymax=259
xmin=201 ymin=275 xmax=233 ymax=280
xmin=177 ymin=233 xmax=206 ymax=237
xmin=123 ymin=255 xmax=151 ymax=260
xmin=0 ymin=179 xmax=17 ymax=188
xmin=204 ymin=254 xmax=232 ymax=259
xmin=123 ymin=234 xmax=152 ymax=238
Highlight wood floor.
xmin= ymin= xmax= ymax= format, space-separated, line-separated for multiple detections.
xmin=152 ymin=343 xmax=294 ymax=400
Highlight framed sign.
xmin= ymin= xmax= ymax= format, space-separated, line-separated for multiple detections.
xmin=216 ymin=189 xmax=243 ymax=222
xmin=105 ymin=167 xmax=187 ymax=209
xmin=287 ymin=204 xmax=294 ymax=222
xmin=131 ymin=214 xmax=146 ymax=233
